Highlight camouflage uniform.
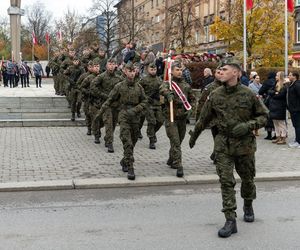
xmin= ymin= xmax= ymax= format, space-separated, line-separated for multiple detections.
xmin=64 ymin=60 xmax=85 ymax=119
xmin=139 ymin=67 xmax=164 ymax=148
xmin=98 ymin=63 xmax=147 ymax=179
xmin=90 ymin=69 xmax=122 ymax=148
xmin=48 ymin=51 xmax=61 ymax=94
xmin=160 ymin=76 xmax=195 ymax=175
xmin=190 ymin=83 xmax=268 ymax=220
xmin=79 ymin=63 xmax=97 ymax=134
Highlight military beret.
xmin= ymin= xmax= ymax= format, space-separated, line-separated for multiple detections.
xmin=220 ymin=57 xmax=242 ymax=70
xmin=124 ymin=61 xmax=135 ymax=70
xmin=148 ymin=62 xmax=157 ymax=69
xmin=93 ymin=58 xmax=101 ymax=65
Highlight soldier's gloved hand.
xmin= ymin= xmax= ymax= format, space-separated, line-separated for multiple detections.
xmin=166 ymin=92 xmax=175 ymax=102
xmin=232 ymin=122 xmax=250 ymax=137
xmin=189 ymin=130 xmax=196 ymax=148
xmin=127 ymin=108 xmax=136 ymax=118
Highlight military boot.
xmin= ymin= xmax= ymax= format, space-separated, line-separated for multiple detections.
xmin=107 ymin=144 xmax=114 ymax=153
xmin=149 ymin=139 xmax=156 ymax=149
xmin=120 ymin=159 xmax=128 ymax=172
xmin=176 ymin=167 xmax=184 ymax=178
xmin=243 ymin=200 xmax=255 ymax=222
xmin=94 ymin=135 xmax=100 ymax=144
xmin=87 ymin=128 xmax=92 ymax=136
xmin=127 ymin=168 xmax=135 ymax=180
xmin=153 ymin=135 xmax=157 ymax=143
xmin=71 ymin=112 xmax=75 ymax=121
xmin=218 ymin=219 xmax=237 ymax=238
xmin=77 ymin=112 xmax=81 ymax=118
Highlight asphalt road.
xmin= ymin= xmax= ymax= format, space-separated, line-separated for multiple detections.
xmin=0 ymin=181 xmax=300 ymax=250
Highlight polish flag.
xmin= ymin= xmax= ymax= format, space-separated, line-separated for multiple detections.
xmin=56 ymin=29 xmax=62 ymax=42
xmin=45 ymin=32 xmax=50 ymax=44
xmin=246 ymin=0 xmax=253 ymax=10
xmin=32 ymin=31 xmax=38 ymax=45
xmin=287 ymin=0 xmax=294 ymax=12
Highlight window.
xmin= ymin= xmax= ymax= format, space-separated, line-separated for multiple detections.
xmin=203 ymin=2 xmax=208 ymax=16
xmin=204 ymin=26 xmax=209 ymax=43
xmin=151 ymin=0 xmax=154 ymax=8
xmin=297 ymin=0 xmax=300 ymax=6
xmin=156 ymin=15 xmax=160 ymax=23
xmin=297 ymin=22 xmax=300 ymax=43
xmin=195 ymin=5 xmax=200 ymax=18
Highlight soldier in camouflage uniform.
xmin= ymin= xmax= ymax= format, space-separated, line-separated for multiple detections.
xmin=160 ymin=60 xmax=195 ymax=178
xmin=79 ymin=60 xmax=100 ymax=135
xmin=97 ymin=62 xmax=147 ymax=180
xmin=81 ymin=47 xmax=93 ymax=71
xmin=64 ymin=57 xmax=85 ymax=121
xmin=94 ymin=47 xmax=107 ymax=73
xmin=196 ymin=67 xmax=223 ymax=162
xmin=189 ymin=58 xmax=268 ymax=238
xmin=48 ymin=49 xmax=61 ymax=95
xmin=139 ymin=63 xmax=164 ymax=149
xmin=90 ymin=58 xmax=122 ymax=152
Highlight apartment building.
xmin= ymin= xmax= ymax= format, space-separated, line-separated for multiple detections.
xmin=115 ymin=0 xmax=228 ymax=54
xmin=293 ymin=0 xmax=300 ymax=67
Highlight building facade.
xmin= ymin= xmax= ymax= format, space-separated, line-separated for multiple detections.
xmin=293 ymin=0 xmax=300 ymax=67
xmin=114 ymin=0 xmax=228 ymax=54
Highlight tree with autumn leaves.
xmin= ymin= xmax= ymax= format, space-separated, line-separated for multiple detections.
xmin=210 ymin=0 xmax=293 ymax=67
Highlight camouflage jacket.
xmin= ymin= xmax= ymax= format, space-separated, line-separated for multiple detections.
xmin=139 ymin=75 xmax=162 ymax=107
xmin=79 ymin=72 xmax=97 ymax=101
xmin=194 ymin=83 xmax=268 ymax=155
xmin=160 ymin=77 xmax=195 ymax=120
xmin=64 ymin=65 xmax=85 ymax=88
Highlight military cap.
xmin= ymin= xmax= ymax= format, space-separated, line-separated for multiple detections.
xmin=148 ymin=62 xmax=157 ymax=69
xmin=220 ymin=57 xmax=242 ymax=70
xmin=124 ymin=61 xmax=135 ymax=70
xmin=133 ymin=62 xmax=140 ymax=68
xmin=93 ymin=58 xmax=101 ymax=65
xmin=87 ymin=60 xmax=94 ymax=66
xmin=171 ymin=60 xmax=182 ymax=69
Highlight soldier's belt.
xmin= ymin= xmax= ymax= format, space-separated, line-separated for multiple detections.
xmin=120 ymin=104 xmax=136 ymax=110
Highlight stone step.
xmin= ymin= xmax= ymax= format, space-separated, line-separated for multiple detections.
xmin=0 ymin=112 xmax=85 ymax=120
xmin=0 ymin=97 xmax=68 ymax=109
xmin=0 ymin=108 xmax=71 ymax=113
xmin=0 ymin=118 xmax=86 ymax=127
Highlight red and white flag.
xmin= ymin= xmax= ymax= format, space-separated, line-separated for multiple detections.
xmin=287 ymin=0 xmax=294 ymax=12
xmin=171 ymin=81 xmax=192 ymax=111
xmin=246 ymin=0 xmax=253 ymax=10
xmin=45 ymin=32 xmax=50 ymax=44
xmin=32 ymin=31 xmax=38 ymax=45
xmin=56 ymin=29 xmax=62 ymax=42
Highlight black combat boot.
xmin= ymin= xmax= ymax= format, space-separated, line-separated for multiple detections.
xmin=77 ymin=112 xmax=81 ymax=118
xmin=243 ymin=200 xmax=255 ymax=222
xmin=218 ymin=219 xmax=237 ymax=238
xmin=87 ymin=128 xmax=91 ymax=135
xmin=71 ymin=113 xmax=75 ymax=121
xmin=167 ymin=158 xmax=173 ymax=166
xmin=120 ymin=159 xmax=128 ymax=172
xmin=176 ymin=167 xmax=184 ymax=177
xmin=127 ymin=168 xmax=135 ymax=180
xmin=107 ymin=144 xmax=114 ymax=153
xmin=105 ymin=142 xmax=108 ymax=147
xmin=149 ymin=139 xmax=156 ymax=149
xmin=94 ymin=135 xmax=100 ymax=144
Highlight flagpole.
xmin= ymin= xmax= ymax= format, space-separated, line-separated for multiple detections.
xmin=243 ymin=0 xmax=247 ymax=71
xmin=285 ymin=0 xmax=288 ymax=76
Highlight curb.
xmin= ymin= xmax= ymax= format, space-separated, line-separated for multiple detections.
xmin=1 ymin=172 xmax=300 ymax=192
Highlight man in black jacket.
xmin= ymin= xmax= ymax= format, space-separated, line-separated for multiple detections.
xmin=287 ymin=71 xmax=300 ymax=148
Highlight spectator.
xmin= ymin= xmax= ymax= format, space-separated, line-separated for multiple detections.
xmin=268 ymin=71 xmax=288 ymax=144
xmin=287 ymin=71 xmax=300 ymax=148
xmin=24 ymin=62 xmax=32 ymax=87
xmin=249 ymin=71 xmax=258 ymax=84
xmin=33 ymin=58 xmax=44 ymax=88
xmin=240 ymin=71 xmax=249 ymax=86
xmin=45 ymin=64 xmax=51 ymax=78
xmin=248 ymin=74 xmax=262 ymax=95
xmin=19 ymin=60 xmax=28 ymax=88
xmin=202 ymin=68 xmax=214 ymax=90
xmin=259 ymin=72 xmax=276 ymax=140
xmin=182 ymin=59 xmax=193 ymax=85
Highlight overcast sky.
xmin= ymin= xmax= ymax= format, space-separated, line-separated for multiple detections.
xmin=0 ymin=0 xmax=93 ymax=20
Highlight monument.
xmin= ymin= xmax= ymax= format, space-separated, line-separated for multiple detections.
xmin=7 ymin=0 xmax=24 ymax=62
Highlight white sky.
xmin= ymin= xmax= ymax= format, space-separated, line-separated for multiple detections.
xmin=0 ymin=0 xmax=93 ymax=20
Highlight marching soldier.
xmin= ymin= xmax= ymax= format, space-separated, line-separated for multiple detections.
xmin=160 ymin=60 xmax=195 ymax=178
xmin=139 ymin=62 xmax=164 ymax=149
xmin=189 ymin=58 xmax=268 ymax=238
xmin=97 ymin=62 xmax=147 ymax=180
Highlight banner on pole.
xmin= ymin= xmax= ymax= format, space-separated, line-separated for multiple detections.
xmin=32 ymin=31 xmax=38 ymax=45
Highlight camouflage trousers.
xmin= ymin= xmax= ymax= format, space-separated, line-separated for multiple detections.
xmin=215 ymin=152 xmax=256 ymax=220
xmin=83 ymin=100 xmax=91 ymax=129
xmin=89 ymin=104 xmax=104 ymax=137
xmin=70 ymin=88 xmax=82 ymax=114
xmin=165 ymin=119 xmax=187 ymax=168
xmin=119 ymin=120 xmax=140 ymax=170
xmin=53 ymin=75 xmax=59 ymax=94
xmin=57 ymin=73 xmax=67 ymax=95
xmin=146 ymin=106 xmax=164 ymax=142
xmin=102 ymin=107 xmax=119 ymax=145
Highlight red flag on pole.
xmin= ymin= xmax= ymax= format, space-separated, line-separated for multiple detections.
xmin=287 ymin=0 xmax=294 ymax=12
xmin=32 ymin=31 xmax=38 ymax=45
xmin=246 ymin=0 xmax=253 ymax=10
xmin=45 ymin=32 xmax=50 ymax=44
xmin=56 ymin=29 xmax=62 ymax=43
